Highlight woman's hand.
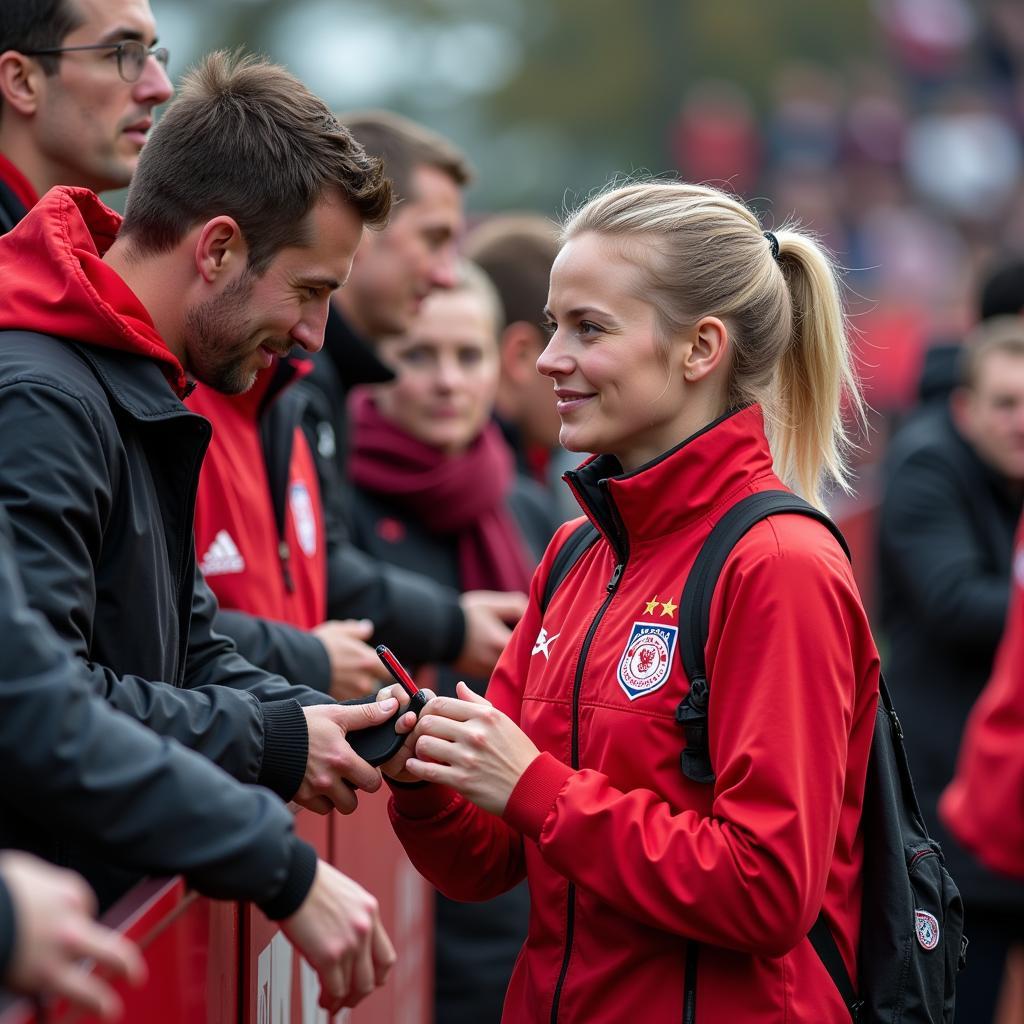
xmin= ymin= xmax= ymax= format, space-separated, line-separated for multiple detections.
xmin=404 ymin=681 xmax=540 ymax=816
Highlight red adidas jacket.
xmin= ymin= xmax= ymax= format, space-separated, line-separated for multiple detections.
xmin=390 ymin=406 xmax=880 ymax=1022
xmin=188 ymin=362 xmax=326 ymax=630
xmin=941 ymin=521 xmax=1024 ymax=878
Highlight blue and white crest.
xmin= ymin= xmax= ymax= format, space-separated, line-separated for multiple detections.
xmin=617 ymin=621 xmax=678 ymax=700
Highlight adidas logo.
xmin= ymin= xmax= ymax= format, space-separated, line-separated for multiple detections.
xmin=199 ymin=529 xmax=246 ymax=577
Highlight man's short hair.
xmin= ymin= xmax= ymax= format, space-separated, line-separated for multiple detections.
xmin=0 ymin=0 xmax=82 ymax=102
xmin=341 ymin=110 xmax=473 ymax=205
xmin=463 ymin=214 xmax=560 ymax=332
xmin=448 ymin=259 xmax=505 ymax=337
xmin=960 ymin=316 xmax=1024 ymax=389
xmin=120 ymin=51 xmax=393 ymax=274
xmin=979 ymin=258 xmax=1024 ymax=322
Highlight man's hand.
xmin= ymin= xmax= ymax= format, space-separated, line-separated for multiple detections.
xmin=294 ymin=698 xmax=398 ymax=815
xmin=455 ymin=590 xmax=528 ymax=678
xmin=312 ymin=619 xmax=390 ymax=701
xmin=1 ymin=851 xmax=145 ymax=1020
xmin=281 ymin=859 xmax=395 ymax=1015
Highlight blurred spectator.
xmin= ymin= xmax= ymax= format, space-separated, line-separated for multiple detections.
xmin=766 ymin=63 xmax=843 ymax=174
xmin=669 ymin=80 xmax=759 ymax=195
xmin=463 ymin=212 xmax=564 ymax=487
xmin=298 ymin=110 xmax=528 ymax=680
xmin=941 ymin=516 xmax=1024 ymax=878
xmin=878 ymin=315 xmax=1024 ymax=1022
xmin=903 ymin=92 xmax=1023 ymax=226
xmin=980 ymin=256 xmax=1024 ymax=320
xmin=188 ymin=351 xmax=391 ymax=699
xmin=348 ymin=262 xmax=554 ymax=1024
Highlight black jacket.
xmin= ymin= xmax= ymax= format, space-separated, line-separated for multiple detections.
xmin=0 ymin=176 xmax=25 ymax=234
xmin=0 ymin=331 xmax=331 ymax=803
xmin=298 ymin=307 xmax=467 ymax=662
xmin=0 ymin=507 xmax=317 ymax=922
xmin=0 ymin=877 xmax=12 ymax=984
xmin=349 ymin=476 xmax=556 ymax=677
xmin=879 ymin=404 xmax=1024 ymax=908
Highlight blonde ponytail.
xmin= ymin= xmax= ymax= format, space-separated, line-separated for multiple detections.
xmin=771 ymin=230 xmax=865 ymax=506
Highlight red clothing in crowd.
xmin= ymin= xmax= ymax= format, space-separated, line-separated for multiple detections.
xmin=941 ymin=522 xmax=1024 ymax=878
xmin=389 ymin=406 xmax=880 ymax=1023
xmin=188 ymin=360 xmax=326 ymax=630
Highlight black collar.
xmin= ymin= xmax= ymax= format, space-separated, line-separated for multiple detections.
xmin=323 ymin=304 xmax=395 ymax=392
xmin=0 ymin=178 xmax=28 ymax=234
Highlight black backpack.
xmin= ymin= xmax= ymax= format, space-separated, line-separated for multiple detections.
xmin=541 ymin=490 xmax=966 ymax=1023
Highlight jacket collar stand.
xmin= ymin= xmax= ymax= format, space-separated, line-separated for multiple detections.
xmin=565 ymin=405 xmax=778 ymax=551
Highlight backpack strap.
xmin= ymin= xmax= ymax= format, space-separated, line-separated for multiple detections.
xmin=540 ymin=520 xmax=600 ymax=613
xmin=676 ymin=489 xmax=850 ymax=785
xmin=674 ymin=489 xmax=861 ymax=1021
xmin=809 ymin=917 xmax=864 ymax=1022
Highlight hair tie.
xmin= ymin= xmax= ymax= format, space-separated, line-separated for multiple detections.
xmin=763 ymin=230 xmax=780 ymax=261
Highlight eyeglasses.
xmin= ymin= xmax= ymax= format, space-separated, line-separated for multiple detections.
xmin=20 ymin=40 xmax=169 ymax=84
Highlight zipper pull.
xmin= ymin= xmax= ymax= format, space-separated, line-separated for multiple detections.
xmin=607 ymin=563 xmax=624 ymax=593
xmin=279 ymin=540 xmax=295 ymax=593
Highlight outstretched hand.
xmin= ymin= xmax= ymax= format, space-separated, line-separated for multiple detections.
xmin=402 ymin=682 xmax=540 ymax=816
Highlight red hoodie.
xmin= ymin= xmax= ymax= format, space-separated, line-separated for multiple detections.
xmin=389 ymin=406 xmax=880 ymax=1023
xmin=0 ymin=186 xmax=187 ymax=394
xmin=188 ymin=363 xmax=326 ymax=630
xmin=941 ymin=520 xmax=1024 ymax=877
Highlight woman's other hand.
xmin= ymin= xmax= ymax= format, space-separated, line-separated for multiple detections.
xmin=405 ymin=682 xmax=540 ymax=815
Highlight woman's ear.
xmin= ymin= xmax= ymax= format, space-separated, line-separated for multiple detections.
xmin=682 ymin=316 xmax=729 ymax=382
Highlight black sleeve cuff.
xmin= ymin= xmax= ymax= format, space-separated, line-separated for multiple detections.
xmin=440 ymin=597 xmax=466 ymax=664
xmin=306 ymin=634 xmax=332 ymax=695
xmin=258 ymin=839 xmax=318 ymax=921
xmin=257 ymin=700 xmax=308 ymax=800
xmin=0 ymin=876 xmax=16 ymax=982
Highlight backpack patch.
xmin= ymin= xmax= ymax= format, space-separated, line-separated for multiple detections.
xmin=915 ymin=909 xmax=940 ymax=951
xmin=617 ymin=621 xmax=677 ymax=700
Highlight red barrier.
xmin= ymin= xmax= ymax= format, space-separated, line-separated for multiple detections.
xmin=0 ymin=799 xmax=432 ymax=1024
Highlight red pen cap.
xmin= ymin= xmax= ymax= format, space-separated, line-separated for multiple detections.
xmin=375 ymin=644 xmax=421 ymax=696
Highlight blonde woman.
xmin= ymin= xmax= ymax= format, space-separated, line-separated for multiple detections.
xmin=381 ymin=181 xmax=880 ymax=1023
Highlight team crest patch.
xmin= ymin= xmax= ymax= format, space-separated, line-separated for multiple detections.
xmin=617 ymin=621 xmax=677 ymax=701
xmin=289 ymin=481 xmax=318 ymax=558
xmin=914 ymin=909 xmax=940 ymax=951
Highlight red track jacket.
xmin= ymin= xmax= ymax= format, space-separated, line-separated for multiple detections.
xmin=390 ymin=406 xmax=880 ymax=1022
xmin=941 ymin=521 xmax=1024 ymax=878
xmin=189 ymin=362 xmax=326 ymax=630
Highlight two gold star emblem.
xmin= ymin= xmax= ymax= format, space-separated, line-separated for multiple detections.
xmin=644 ymin=595 xmax=678 ymax=617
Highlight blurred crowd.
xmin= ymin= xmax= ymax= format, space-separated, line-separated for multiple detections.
xmin=672 ymin=0 xmax=1024 ymax=426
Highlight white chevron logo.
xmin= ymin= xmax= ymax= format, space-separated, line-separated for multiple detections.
xmin=199 ymin=529 xmax=245 ymax=577
xmin=532 ymin=627 xmax=560 ymax=660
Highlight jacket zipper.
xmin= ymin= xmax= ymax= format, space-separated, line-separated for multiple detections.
xmin=549 ymin=558 xmax=625 ymax=1024
xmin=174 ymin=422 xmax=209 ymax=684
xmin=683 ymin=941 xmax=699 ymax=1024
